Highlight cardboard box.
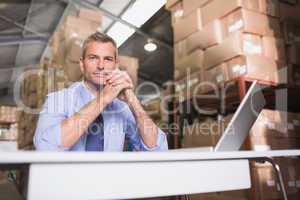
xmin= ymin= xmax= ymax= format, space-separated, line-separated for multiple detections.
xmin=0 ymin=106 xmax=18 ymax=123
xmin=280 ymin=158 xmax=300 ymax=197
xmin=287 ymin=44 xmax=300 ymax=65
xmin=143 ymin=99 xmax=161 ymax=116
xmin=0 ymin=171 xmax=8 ymax=184
xmin=186 ymin=19 xmax=222 ymax=53
xmin=0 ymin=123 xmax=18 ymax=141
xmin=118 ymin=56 xmax=139 ymax=87
xmin=272 ymin=110 xmax=300 ymax=132
xmin=201 ymin=63 xmax=228 ymax=94
xmin=227 ymin=55 xmax=279 ymax=83
xmin=259 ymin=0 xmax=280 ymax=17
xmin=183 ymin=0 xmax=211 ymax=16
xmin=185 ymin=70 xmax=204 ymax=99
xmin=182 ymin=118 xmax=221 ymax=147
xmin=169 ymin=1 xmax=184 ymax=26
xmin=175 ymin=49 xmax=204 ymax=80
xmin=63 ymin=16 xmax=99 ymax=41
xmin=51 ymin=35 xmax=66 ymax=66
xmin=253 ymin=164 xmax=298 ymax=199
xmin=64 ymin=59 xmax=82 ymax=82
xmin=78 ymin=8 xmax=102 ymax=24
xmin=204 ymin=32 xmax=263 ymax=69
xmin=174 ymin=39 xmax=188 ymax=65
xmin=246 ymin=109 xmax=300 ymax=150
xmin=201 ymin=0 xmax=260 ymax=25
xmin=221 ymin=8 xmax=281 ymax=38
xmin=262 ymin=36 xmax=286 ymax=61
xmin=204 ymin=63 xmax=228 ymax=84
xmin=279 ymin=2 xmax=300 ymax=22
xmin=165 ymin=0 xmax=181 ymax=10
xmin=65 ymin=38 xmax=83 ymax=61
xmin=173 ymin=8 xmax=202 ymax=42
xmin=250 ymin=119 xmax=300 ymax=140
xmin=175 ymin=70 xmax=204 ymax=101
xmin=270 ymin=137 xmax=300 ymax=149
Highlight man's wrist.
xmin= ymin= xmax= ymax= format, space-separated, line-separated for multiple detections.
xmin=124 ymin=89 xmax=137 ymax=104
xmin=97 ymin=92 xmax=110 ymax=107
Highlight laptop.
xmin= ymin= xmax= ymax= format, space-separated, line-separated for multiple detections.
xmin=172 ymin=81 xmax=266 ymax=152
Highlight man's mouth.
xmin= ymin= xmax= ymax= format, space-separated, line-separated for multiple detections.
xmin=93 ymin=72 xmax=106 ymax=77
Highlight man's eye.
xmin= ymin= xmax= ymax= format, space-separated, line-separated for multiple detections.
xmin=88 ymin=56 xmax=96 ymax=60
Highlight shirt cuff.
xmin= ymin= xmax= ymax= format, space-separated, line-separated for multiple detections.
xmin=140 ymin=128 xmax=168 ymax=151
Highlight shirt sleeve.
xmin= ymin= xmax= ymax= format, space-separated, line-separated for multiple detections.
xmin=123 ymin=105 xmax=168 ymax=151
xmin=33 ymin=92 xmax=69 ymax=151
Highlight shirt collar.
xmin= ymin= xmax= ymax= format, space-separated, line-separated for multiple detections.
xmin=79 ymin=80 xmax=95 ymax=103
xmin=79 ymin=81 xmax=114 ymax=110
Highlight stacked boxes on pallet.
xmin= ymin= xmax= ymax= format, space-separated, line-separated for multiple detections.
xmin=0 ymin=106 xmax=19 ymax=142
xmin=168 ymin=0 xmax=300 ymax=102
xmin=0 ymin=106 xmax=19 ymax=183
xmin=142 ymin=81 xmax=174 ymax=134
xmin=222 ymin=109 xmax=300 ymax=198
xmin=181 ymin=109 xmax=300 ymax=199
xmin=167 ymin=0 xmax=300 ymax=199
xmin=17 ymin=71 xmax=44 ymax=149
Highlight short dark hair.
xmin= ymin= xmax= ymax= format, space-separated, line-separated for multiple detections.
xmin=82 ymin=32 xmax=118 ymax=58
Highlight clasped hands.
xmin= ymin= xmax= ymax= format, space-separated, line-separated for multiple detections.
xmin=100 ymin=69 xmax=134 ymax=104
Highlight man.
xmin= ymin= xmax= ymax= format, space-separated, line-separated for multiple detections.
xmin=34 ymin=32 xmax=168 ymax=151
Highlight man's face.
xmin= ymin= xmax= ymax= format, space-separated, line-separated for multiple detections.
xmin=80 ymin=41 xmax=118 ymax=86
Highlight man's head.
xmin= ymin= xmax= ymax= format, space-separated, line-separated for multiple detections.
xmin=80 ymin=32 xmax=119 ymax=86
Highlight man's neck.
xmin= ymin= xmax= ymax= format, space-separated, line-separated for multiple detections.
xmin=83 ymin=80 xmax=104 ymax=97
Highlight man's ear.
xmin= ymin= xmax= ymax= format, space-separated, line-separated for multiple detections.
xmin=79 ymin=57 xmax=85 ymax=73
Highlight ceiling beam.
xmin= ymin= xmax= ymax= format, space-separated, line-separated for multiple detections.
xmin=15 ymin=0 xmax=36 ymax=68
xmin=97 ymin=0 xmax=104 ymax=7
xmin=0 ymin=14 xmax=48 ymax=37
xmin=0 ymin=63 xmax=40 ymax=71
xmin=0 ymin=36 xmax=48 ymax=46
xmin=0 ymin=1 xmax=56 ymax=31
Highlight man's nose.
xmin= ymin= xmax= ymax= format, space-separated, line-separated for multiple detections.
xmin=96 ymin=59 xmax=104 ymax=70
xmin=97 ymin=65 xmax=104 ymax=70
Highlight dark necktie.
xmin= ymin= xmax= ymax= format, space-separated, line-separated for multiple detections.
xmin=85 ymin=114 xmax=104 ymax=151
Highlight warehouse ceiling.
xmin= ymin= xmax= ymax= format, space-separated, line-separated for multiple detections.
xmin=0 ymin=0 xmax=173 ymax=105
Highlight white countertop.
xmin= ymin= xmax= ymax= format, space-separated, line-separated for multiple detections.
xmin=0 ymin=149 xmax=299 ymax=164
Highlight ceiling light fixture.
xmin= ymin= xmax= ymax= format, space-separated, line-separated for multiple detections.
xmin=144 ymin=39 xmax=157 ymax=52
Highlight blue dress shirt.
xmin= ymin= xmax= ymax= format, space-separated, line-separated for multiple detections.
xmin=33 ymin=81 xmax=168 ymax=151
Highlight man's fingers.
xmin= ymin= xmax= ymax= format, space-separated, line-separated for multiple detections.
xmin=108 ymin=73 xmax=123 ymax=84
xmin=109 ymin=73 xmax=130 ymax=85
xmin=110 ymin=73 xmax=133 ymax=86
xmin=114 ymin=82 xmax=133 ymax=91
xmin=111 ymin=77 xmax=131 ymax=86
